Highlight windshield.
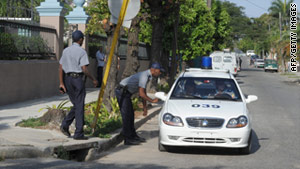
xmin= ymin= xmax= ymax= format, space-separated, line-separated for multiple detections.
xmin=266 ymin=60 xmax=277 ymax=64
xmin=170 ymin=77 xmax=242 ymax=101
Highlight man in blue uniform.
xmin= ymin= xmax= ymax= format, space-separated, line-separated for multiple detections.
xmin=115 ymin=63 xmax=164 ymax=145
xmin=96 ymin=46 xmax=106 ymax=87
xmin=59 ymin=30 xmax=98 ymax=140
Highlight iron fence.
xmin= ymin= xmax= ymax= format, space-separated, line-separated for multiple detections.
xmin=0 ymin=20 xmax=56 ymax=60
xmin=0 ymin=6 xmax=40 ymax=23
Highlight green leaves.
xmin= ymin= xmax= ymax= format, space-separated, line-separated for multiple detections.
xmin=178 ymin=0 xmax=215 ymax=60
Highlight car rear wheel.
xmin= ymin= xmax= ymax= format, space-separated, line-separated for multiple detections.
xmin=238 ymin=130 xmax=252 ymax=155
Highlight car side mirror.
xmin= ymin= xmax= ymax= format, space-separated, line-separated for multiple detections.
xmin=245 ymin=95 xmax=258 ymax=103
xmin=155 ymin=92 xmax=167 ymax=101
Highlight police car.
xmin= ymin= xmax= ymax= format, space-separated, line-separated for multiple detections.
xmin=155 ymin=67 xmax=258 ymax=154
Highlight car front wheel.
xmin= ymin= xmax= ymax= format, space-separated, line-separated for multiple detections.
xmin=238 ymin=130 xmax=252 ymax=155
xmin=158 ymin=142 xmax=167 ymax=152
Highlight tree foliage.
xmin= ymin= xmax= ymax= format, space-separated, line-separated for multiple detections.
xmin=85 ymin=0 xmax=110 ymax=35
xmin=222 ymin=1 xmax=250 ymax=46
xmin=178 ymin=0 xmax=215 ymax=60
xmin=211 ymin=0 xmax=231 ymax=50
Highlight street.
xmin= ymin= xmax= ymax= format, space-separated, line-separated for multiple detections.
xmin=1 ymin=57 xmax=300 ymax=169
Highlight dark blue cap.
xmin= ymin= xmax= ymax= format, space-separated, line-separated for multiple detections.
xmin=72 ymin=30 xmax=84 ymax=42
xmin=151 ymin=62 xmax=165 ymax=72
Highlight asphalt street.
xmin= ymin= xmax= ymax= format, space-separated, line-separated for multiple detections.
xmin=1 ymin=57 xmax=300 ymax=169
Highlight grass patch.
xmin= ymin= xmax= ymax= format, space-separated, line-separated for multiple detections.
xmin=18 ymin=117 xmax=46 ymax=128
xmin=0 ymin=156 xmax=4 ymax=161
xmin=281 ymin=72 xmax=296 ymax=76
xmin=287 ymin=75 xmax=300 ymax=78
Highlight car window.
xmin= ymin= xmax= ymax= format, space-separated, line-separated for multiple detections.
xmin=170 ymin=77 xmax=242 ymax=101
xmin=270 ymin=60 xmax=277 ymax=64
xmin=223 ymin=56 xmax=232 ymax=63
xmin=213 ymin=56 xmax=222 ymax=63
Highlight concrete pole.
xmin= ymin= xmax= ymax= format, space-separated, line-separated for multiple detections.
xmin=65 ymin=0 xmax=90 ymax=53
xmin=78 ymin=23 xmax=88 ymax=52
xmin=36 ymin=0 xmax=65 ymax=60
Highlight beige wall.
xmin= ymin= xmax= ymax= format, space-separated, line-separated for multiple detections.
xmin=0 ymin=60 xmax=60 ymax=106
xmin=0 ymin=59 xmax=150 ymax=106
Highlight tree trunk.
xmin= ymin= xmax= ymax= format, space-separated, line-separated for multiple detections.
xmin=147 ymin=0 xmax=165 ymax=92
xmin=168 ymin=2 xmax=180 ymax=87
xmin=103 ymin=24 xmax=120 ymax=112
xmin=121 ymin=16 xmax=141 ymax=79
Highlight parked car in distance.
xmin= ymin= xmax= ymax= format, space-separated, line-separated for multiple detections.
xmin=254 ymin=59 xmax=265 ymax=68
xmin=246 ymin=50 xmax=255 ymax=57
xmin=155 ymin=68 xmax=258 ymax=154
xmin=250 ymin=55 xmax=259 ymax=65
xmin=264 ymin=59 xmax=278 ymax=72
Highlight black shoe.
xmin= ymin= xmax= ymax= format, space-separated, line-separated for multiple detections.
xmin=134 ymin=135 xmax=146 ymax=142
xmin=73 ymin=136 xmax=88 ymax=140
xmin=124 ymin=139 xmax=140 ymax=145
xmin=60 ymin=126 xmax=71 ymax=137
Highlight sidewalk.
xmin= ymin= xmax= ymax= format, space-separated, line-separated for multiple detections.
xmin=0 ymin=88 xmax=161 ymax=161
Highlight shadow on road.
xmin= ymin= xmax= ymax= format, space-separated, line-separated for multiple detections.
xmin=242 ymin=68 xmax=264 ymax=72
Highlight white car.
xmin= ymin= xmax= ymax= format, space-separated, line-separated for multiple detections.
xmin=246 ymin=50 xmax=255 ymax=57
xmin=155 ymin=68 xmax=258 ymax=154
xmin=254 ymin=59 xmax=264 ymax=68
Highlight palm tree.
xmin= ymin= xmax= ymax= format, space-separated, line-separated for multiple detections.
xmin=268 ymin=0 xmax=294 ymax=26
xmin=268 ymin=0 xmax=294 ymax=72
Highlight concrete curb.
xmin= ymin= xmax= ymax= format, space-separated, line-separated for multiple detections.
xmin=0 ymin=106 xmax=161 ymax=161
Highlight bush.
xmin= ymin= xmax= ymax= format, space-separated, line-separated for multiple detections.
xmin=0 ymin=32 xmax=53 ymax=59
xmin=84 ymin=98 xmax=122 ymax=138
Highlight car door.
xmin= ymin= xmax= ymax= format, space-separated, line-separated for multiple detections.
xmin=211 ymin=55 xmax=223 ymax=70
xmin=223 ymin=55 xmax=234 ymax=73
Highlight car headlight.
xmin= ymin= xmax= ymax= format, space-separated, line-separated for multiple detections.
xmin=163 ymin=113 xmax=184 ymax=127
xmin=227 ymin=116 xmax=248 ymax=128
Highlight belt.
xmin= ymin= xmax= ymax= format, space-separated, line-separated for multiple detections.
xmin=116 ymin=85 xmax=126 ymax=90
xmin=66 ymin=72 xmax=84 ymax=78
xmin=116 ymin=85 xmax=131 ymax=95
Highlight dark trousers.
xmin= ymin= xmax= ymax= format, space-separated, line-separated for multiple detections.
xmin=97 ymin=66 xmax=103 ymax=87
xmin=115 ymin=88 xmax=137 ymax=140
xmin=61 ymin=75 xmax=86 ymax=138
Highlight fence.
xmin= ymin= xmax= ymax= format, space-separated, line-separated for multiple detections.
xmin=88 ymin=34 xmax=151 ymax=60
xmin=0 ymin=20 xmax=56 ymax=60
xmin=0 ymin=6 xmax=40 ymax=23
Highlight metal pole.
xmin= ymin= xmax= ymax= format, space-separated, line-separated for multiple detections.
xmin=31 ymin=0 xmax=34 ymax=21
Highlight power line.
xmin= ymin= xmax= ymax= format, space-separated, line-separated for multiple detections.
xmin=243 ymin=0 xmax=268 ymax=11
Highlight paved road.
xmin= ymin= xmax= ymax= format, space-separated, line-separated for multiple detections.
xmin=1 ymin=57 xmax=300 ymax=169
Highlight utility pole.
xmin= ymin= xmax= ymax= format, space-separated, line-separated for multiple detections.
xmin=279 ymin=12 xmax=282 ymax=40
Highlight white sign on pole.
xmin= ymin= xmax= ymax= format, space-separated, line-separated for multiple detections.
xmin=108 ymin=0 xmax=140 ymax=28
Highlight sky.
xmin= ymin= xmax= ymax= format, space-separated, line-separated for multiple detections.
xmin=222 ymin=0 xmax=300 ymax=18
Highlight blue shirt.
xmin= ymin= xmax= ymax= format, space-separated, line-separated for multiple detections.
xmin=59 ymin=43 xmax=89 ymax=73
xmin=120 ymin=69 xmax=152 ymax=94
xmin=96 ymin=50 xmax=106 ymax=67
